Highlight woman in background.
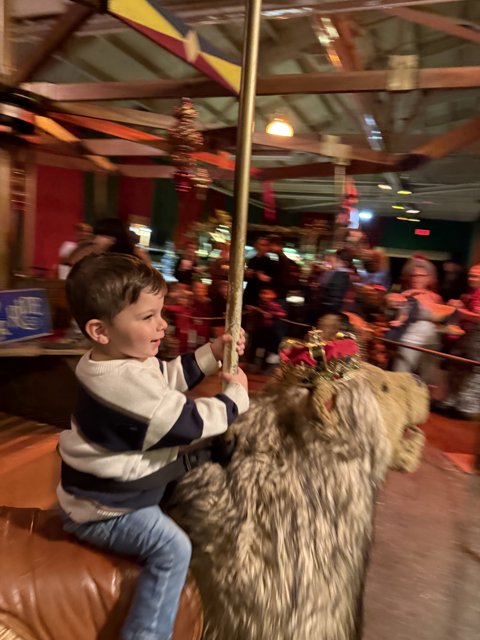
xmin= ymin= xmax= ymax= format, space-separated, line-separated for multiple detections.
xmin=390 ymin=257 xmax=445 ymax=383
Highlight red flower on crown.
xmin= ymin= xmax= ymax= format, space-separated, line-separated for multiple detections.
xmin=323 ymin=339 xmax=358 ymax=361
xmin=279 ymin=345 xmax=316 ymax=367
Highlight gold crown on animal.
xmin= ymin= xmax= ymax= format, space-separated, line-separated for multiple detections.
xmin=278 ymin=330 xmax=361 ymax=387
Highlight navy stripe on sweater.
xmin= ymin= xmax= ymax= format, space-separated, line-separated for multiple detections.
xmin=74 ymin=384 xmax=149 ymax=452
xmin=180 ymin=352 xmax=205 ymax=389
xmin=62 ymin=484 xmax=167 ymax=510
xmin=148 ymin=397 xmax=204 ymax=449
xmin=215 ymin=393 xmax=239 ymax=425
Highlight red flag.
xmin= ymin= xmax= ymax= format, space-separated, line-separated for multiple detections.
xmin=262 ymin=181 xmax=276 ymax=223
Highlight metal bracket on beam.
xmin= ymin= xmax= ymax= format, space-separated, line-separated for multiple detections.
xmin=387 ymin=55 xmax=419 ymax=92
xmin=319 ymin=135 xmax=352 ymax=166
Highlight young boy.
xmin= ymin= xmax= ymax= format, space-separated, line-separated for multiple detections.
xmin=57 ymin=253 xmax=249 ymax=640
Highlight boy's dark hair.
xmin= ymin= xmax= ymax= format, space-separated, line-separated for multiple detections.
xmin=66 ymin=253 xmax=167 ymax=336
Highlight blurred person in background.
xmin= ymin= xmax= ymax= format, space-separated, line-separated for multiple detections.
xmin=442 ymin=263 xmax=480 ymax=417
xmin=243 ymin=236 xmax=276 ymax=306
xmin=58 ymin=222 xmax=92 ymax=279
xmin=267 ymin=234 xmax=299 ymax=303
xmin=305 ymin=249 xmax=353 ymax=325
xmin=246 ymin=287 xmax=287 ymax=368
xmin=439 ymin=256 xmax=468 ymax=302
xmin=174 ymin=240 xmax=200 ymax=286
xmin=390 ymin=257 xmax=446 ymax=383
xmin=65 ymin=218 xmax=150 ymax=266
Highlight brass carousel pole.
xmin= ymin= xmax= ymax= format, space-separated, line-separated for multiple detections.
xmin=224 ymin=0 xmax=262 ymax=374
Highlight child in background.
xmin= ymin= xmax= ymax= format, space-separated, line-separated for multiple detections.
xmin=58 ymin=253 xmax=248 ymax=640
xmin=191 ymin=281 xmax=212 ymax=346
xmin=247 ymin=287 xmax=287 ymax=367
xmin=165 ymin=288 xmax=194 ymax=353
xmin=211 ymin=280 xmax=229 ymax=339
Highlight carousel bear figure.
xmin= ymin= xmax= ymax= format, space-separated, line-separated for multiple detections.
xmin=168 ymin=332 xmax=429 ymax=640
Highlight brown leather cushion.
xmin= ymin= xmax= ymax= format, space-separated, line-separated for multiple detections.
xmin=0 ymin=506 xmax=203 ymax=640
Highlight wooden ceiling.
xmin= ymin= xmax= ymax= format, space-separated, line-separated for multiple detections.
xmin=7 ymin=0 xmax=480 ymax=222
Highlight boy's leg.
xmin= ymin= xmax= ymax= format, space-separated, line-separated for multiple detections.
xmin=63 ymin=506 xmax=191 ymax=640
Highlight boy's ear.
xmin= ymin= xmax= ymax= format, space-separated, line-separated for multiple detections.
xmin=84 ymin=319 xmax=110 ymax=345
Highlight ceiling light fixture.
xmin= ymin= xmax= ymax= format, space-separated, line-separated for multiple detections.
xmin=392 ymin=204 xmax=405 ymax=210
xmin=377 ymin=183 xmax=392 ymax=190
xmin=266 ymin=116 xmax=294 ymax=137
xmin=406 ymin=207 xmax=420 ymax=214
xmin=396 ymin=216 xmax=420 ymax=222
xmin=397 ymin=178 xmax=413 ymax=195
xmin=358 ymin=210 xmax=374 ymax=221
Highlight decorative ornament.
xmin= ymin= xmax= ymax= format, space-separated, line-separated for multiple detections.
xmin=279 ymin=331 xmax=361 ymax=387
xmin=192 ymin=165 xmax=212 ymax=199
xmin=168 ymin=97 xmax=210 ymax=194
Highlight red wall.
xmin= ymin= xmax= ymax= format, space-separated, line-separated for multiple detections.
xmin=34 ymin=165 xmax=84 ymax=274
xmin=118 ymin=176 xmax=154 ymax=223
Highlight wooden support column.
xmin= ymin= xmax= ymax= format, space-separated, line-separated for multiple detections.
xmin=22 ymin=163 xmax=38 ymax=275
xmin=0 ymin=0 xmax=13 ymax=287
xmin=0 ymin=149 xmax=13 ymax=288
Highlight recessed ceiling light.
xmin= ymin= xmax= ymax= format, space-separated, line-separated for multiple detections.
xmin=397 ymin=189 xmax=413 ymax=195
xmin=406 ymin=208 xmax=420 ymax=214
xmin=378 ymin=183 xmax=392 ymax=190
xmin=392 ymin=204 xmax=405 ymax=210
xmin=358 ymin=210 xmax=374 ymax=221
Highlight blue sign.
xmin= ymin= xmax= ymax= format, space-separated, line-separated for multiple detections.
xmin=0 ymin=288 xmax=52 ymax=344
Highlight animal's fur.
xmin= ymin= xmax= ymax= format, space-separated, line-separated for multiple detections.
xmin=169 ymin=365 xmax=429 ymax=640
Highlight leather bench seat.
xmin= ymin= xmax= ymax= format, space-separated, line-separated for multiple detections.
xmin=0 ymin=413 xmax=60 ymax=509
xmin=0 ymin=506 xmax=203 ymax=640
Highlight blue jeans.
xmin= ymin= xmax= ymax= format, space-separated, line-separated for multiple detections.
xmin=62 ymin=506 xmax=192 ymax=640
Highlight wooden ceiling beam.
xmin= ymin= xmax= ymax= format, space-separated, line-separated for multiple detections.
xmin=23 ymin=66 xmax=480 ymax=101
xmin=33 ymin=150 xmax=101 ymax=172
xmin=84 ymin=138 xmax=168 ymax=156
xmin=251 ymin=131 xmax=397 ymax=165
xmin=23 ymin=128 xmax=397 ymax=165
xmin=257 ymin=160 xmax=396 ymax=181
xmin=310 ymin=0 xmax=463 ymax=14
xmin=384 ymin=7 xmax=480 ymax=45
xmin=33 ymin=114 xmax=117 ymax=172
xmin=11 ymin=4 xmax=94 ymax=85
xmin=48 ymin=111 xmax=168 ymax=145
xmin=24 ymin=138 xmax=166 ymax=157
xmin=397 ymin=115 xmax=480 ymax=170
xmin=53 ymin=102 xmax=176 ymax=130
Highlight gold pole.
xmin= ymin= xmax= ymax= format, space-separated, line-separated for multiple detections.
xmin=224 ymin=0 xmax=262 ymax=374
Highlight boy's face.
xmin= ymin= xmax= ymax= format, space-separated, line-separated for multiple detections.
xmin=91 ymin=289 xmax=167 ymax=361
